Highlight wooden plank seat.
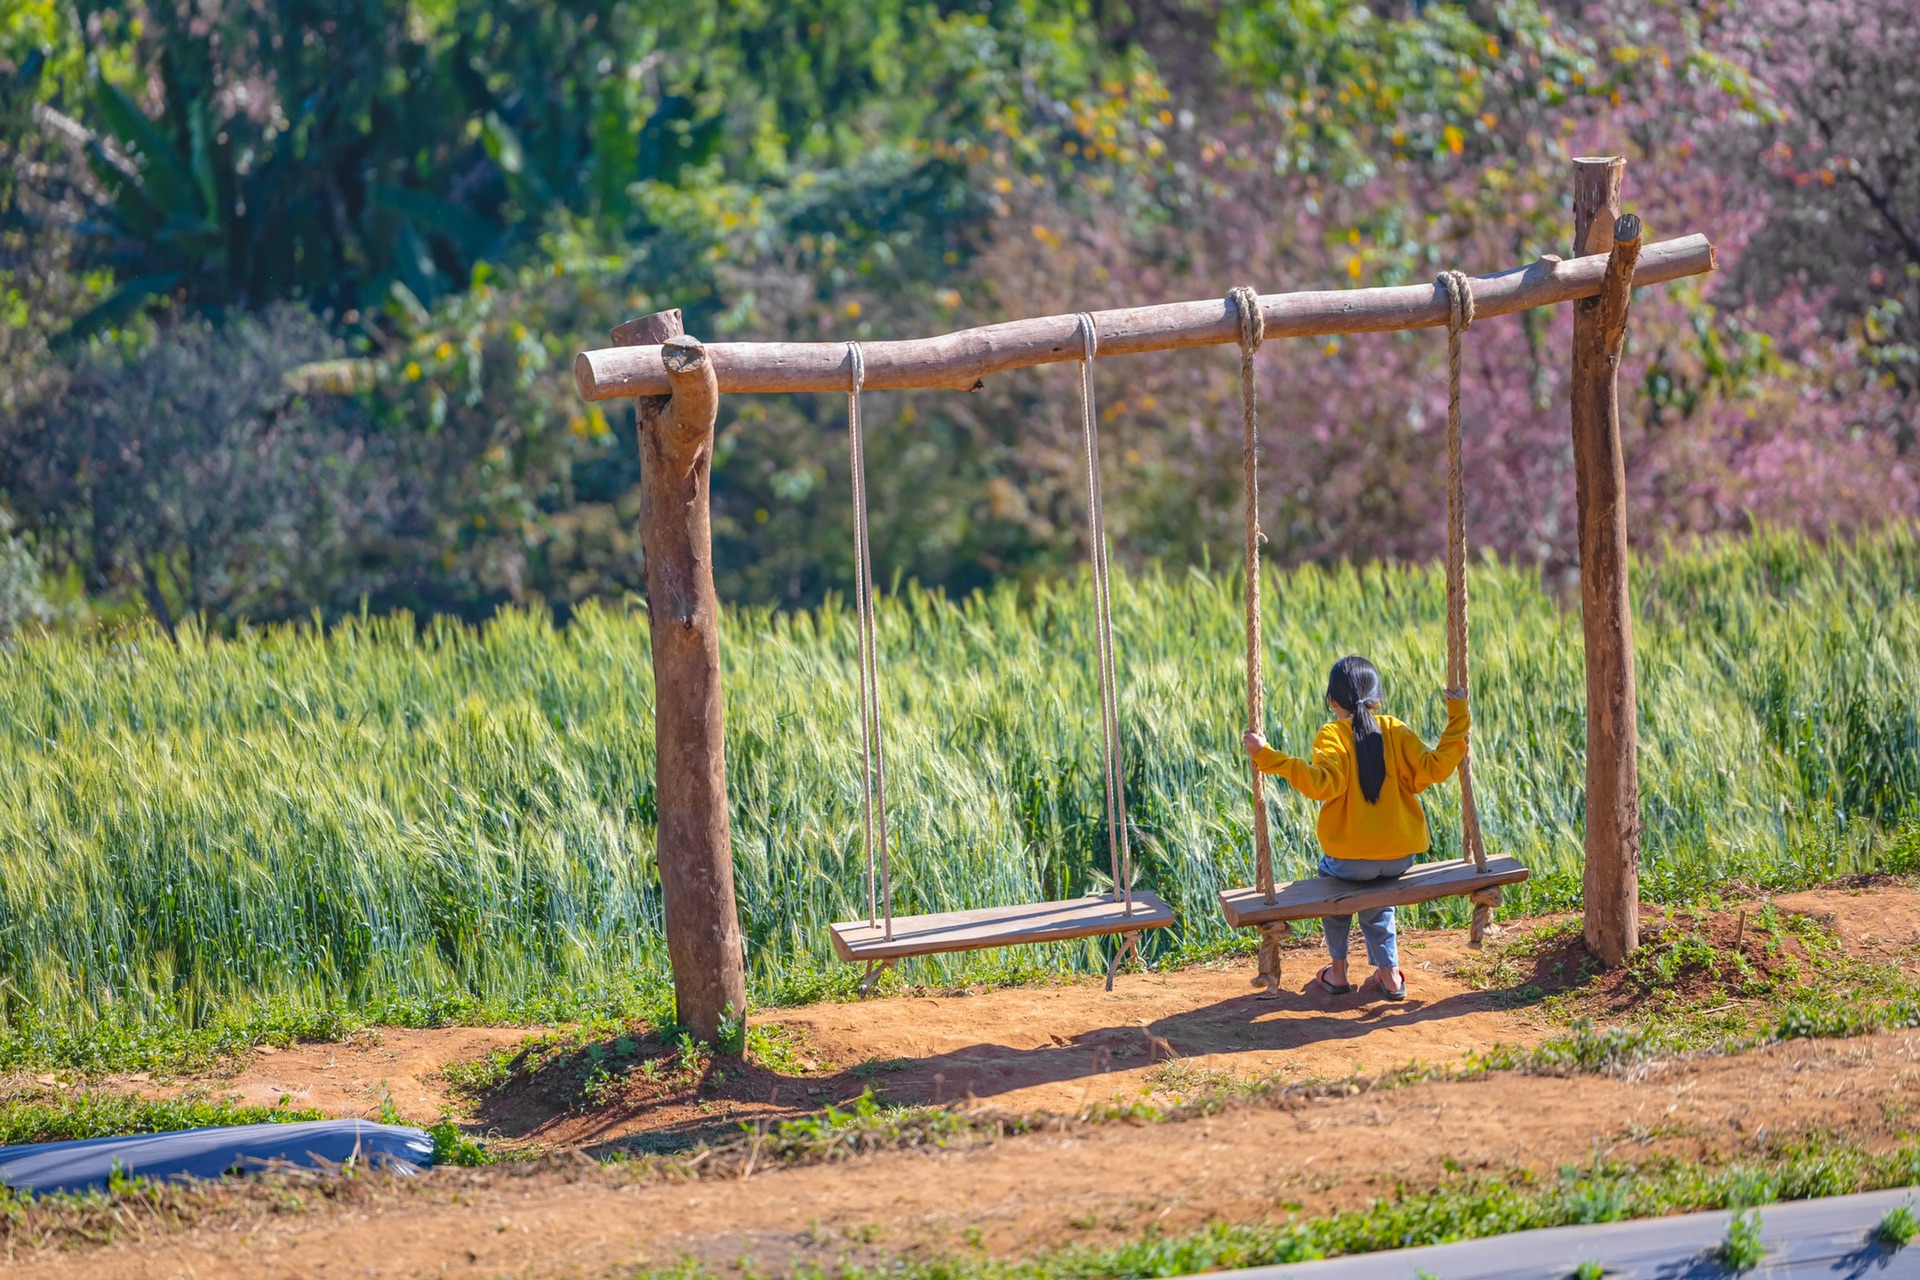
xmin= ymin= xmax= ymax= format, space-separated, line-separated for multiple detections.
xmin=1218 ymin=855 xmax=1529 ymax=929
xmin=830 ymin=891 xmax=1174 ymax=964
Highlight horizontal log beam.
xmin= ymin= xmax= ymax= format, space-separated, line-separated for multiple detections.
xmin=575 ymin=233 xmax=1715 ymax=402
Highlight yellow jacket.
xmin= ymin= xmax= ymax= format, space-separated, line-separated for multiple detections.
xmin=1251 ymin=699 xmax=1470 ymax=861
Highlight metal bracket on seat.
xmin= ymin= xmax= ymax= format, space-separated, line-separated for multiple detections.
xmin=857 ymin=958 xmax=897 ymax=998
xmin=1105 ymin=930 xmax=1145 ymax=991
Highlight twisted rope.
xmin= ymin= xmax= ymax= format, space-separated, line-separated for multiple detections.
xmin=1229 ymin=285 xmax=1276 ymax=905
xmin=1438 ymin=271 xmax=1489 ymax=876
xmin=1076 ymin=314 xmax=1132 ymax=914
xmin=847 ymin=342 xmax=893 ymax=937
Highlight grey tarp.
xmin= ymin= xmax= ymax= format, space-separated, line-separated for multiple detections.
xmin=1183 ymin=1185 xmax=1920 ymax=1280
xmin=0 ymin=1119 xmax=434 ymax=1195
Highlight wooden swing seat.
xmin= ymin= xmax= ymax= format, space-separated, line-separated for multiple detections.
xmin=830 ymin=890 xmax=1175 ymax=963
xmin=1218 ymin=855 xmax=1529 ymax=929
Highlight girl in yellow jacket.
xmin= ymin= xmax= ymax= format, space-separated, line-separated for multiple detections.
xmin=1242 ymin=655 xmax=1469 ymax=1001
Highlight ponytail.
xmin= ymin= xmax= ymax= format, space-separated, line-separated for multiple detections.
xmin=1327 ymin=656 xmax=1387 ymax=804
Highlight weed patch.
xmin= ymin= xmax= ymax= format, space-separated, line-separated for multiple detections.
xmin=1459 ymin=903 xmax=1920 ymax=1052
xmin=623 ymin=1135 xmax=1920 ymax=1278
xmin=1718 ymin=1209 xmax=1765 ymax=1272
xmin=0 ymin=1090 xmax=322 ymax=1147
xmin=1876 ymin=1203 xmax=1919 ymax=1248
xmin=442 ymin=1023 xmax=704 ymax=1118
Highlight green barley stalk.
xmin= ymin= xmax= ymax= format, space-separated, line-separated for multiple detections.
xmin=0 ymin=526 xmax=1914 ymax=1047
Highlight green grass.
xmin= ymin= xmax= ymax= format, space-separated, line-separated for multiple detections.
xmin=620 ymin=1137 xmax=1920 ymax=1279
xmin=0 ymin=1086 xmax=494 ymax=1168
xmin=1719 ymin=1209 xmax=1765 ymax=1272
xmin=1461 ymin=902 xmax=1920 ymax=1051
xmin=0 ymin=526 xmax=1916 ymax=1068
xmin=0 ymin=1091 xmax=323 ymax=1147
xmin=1877 ymin=1203 xmax=1919 ymax=1248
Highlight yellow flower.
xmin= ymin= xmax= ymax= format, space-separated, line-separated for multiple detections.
xmin=1444 ymin=124 xmax=1465 ymax=155
xmin=844 ymin=300 xmax=862 ymax=319
xmin=404 ymin=361 xmax=422 ymax=382
xmin=434 ymin=342 xmax=453 ymax=360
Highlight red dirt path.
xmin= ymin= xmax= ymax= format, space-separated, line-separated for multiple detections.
xmin=9 ymin=883 xmax=1910 ymax=1280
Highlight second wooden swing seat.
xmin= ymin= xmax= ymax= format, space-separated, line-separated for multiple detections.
xmin=827 ymin=327 xmax=1173 ymax=993
xmin=1215 ymin=278 xmax=1529 ymax=993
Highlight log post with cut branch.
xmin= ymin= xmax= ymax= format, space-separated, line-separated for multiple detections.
xmin=1570 ymin=156 xmax=1644 ymax=968
xmin=619 ymin=309 xmax=748 ymax=1046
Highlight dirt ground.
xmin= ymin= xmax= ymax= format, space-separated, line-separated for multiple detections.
xmin=9 ymin=884 xmax=1918 ymax=1280
xmin=108 ymin=919 xmax=1555 ymax=1149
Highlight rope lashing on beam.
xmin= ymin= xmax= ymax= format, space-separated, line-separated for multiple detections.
xmin=1229 ymin=285 xmax=1276 ymax=908
xmin=1438 ymin=271 xmax=1494 ymax=916
xmin=846 ymin=341 xmax=893 ymax=939
xmin=1075 ymin=313 xmax=1134 ymax=916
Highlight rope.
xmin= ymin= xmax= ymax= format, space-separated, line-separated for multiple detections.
xmin=1230 ymin=286 xmax=1275 ymax=904
xmin=847 ymin=342 xmax=893 ymax=937
xmin=1075 ymin=314 xmax=1132 ymax=915
xmin=1438 ymin=272 xmax=1489 ymax=875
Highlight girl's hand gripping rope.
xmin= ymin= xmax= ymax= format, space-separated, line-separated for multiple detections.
xmin=1243 ymin=730 xmax=1268 ymax=757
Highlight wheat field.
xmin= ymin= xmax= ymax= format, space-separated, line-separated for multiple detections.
xmin=0 ymin=527 xmax=1914 ymax=1054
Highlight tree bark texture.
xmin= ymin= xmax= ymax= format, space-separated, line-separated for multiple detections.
xmin=576 ymin=235 xmax=1715 ymax=400
xmin=1570 ymin=156 xmax=1644 ymax=968
xmin=619 ymin=310 xmax=748 ymax=1045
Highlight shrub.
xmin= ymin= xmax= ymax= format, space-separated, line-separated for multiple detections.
xmin=1877 ymin=1204 xmax=1919 ymax=1248
xmin=0 ymin=307 xmax=428 ymax=630
xmin=1719 ymin=1210 xmax=1765 ymax=1272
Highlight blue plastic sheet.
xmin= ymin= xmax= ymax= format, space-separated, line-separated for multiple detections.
xmin=0 ymin=1119 xmax=434 ymax=1195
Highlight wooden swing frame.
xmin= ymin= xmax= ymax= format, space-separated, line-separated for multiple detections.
xmin=580 ymin=158 xmax=1705 ymax=1039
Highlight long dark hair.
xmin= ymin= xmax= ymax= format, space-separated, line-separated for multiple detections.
xmin=1327 ymin=656 xmax=1387 ymax=803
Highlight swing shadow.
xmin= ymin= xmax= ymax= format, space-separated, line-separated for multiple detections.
xmin=574 ymin=976 xmax=1497 ymax=1148
xmin=470 ymin=969 xmax=1516 ymax=1159
xmin=834 ymin=983 xmax=1499 ymax=1111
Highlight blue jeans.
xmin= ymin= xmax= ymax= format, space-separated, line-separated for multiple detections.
xmin=1319 ymin=853 xmax=1414 ymax=971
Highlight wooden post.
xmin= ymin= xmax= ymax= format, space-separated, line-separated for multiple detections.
xmin=1570 ymin=157 xmax=1644 ymax=967
xmin=618 ymin=309 xmax=748 ymax=1046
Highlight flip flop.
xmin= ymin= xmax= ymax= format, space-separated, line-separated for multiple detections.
xmin=1365 ymin=968 xmax=1408 ymax=1001
xmin=1316 ymin=965 xmax=1353 ymax=995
